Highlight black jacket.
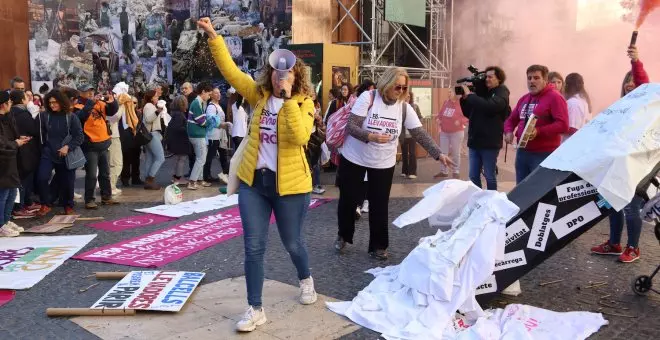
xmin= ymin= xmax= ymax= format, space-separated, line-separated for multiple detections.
xmin=166 ymin=110 xmax=191 ymax=155
xmin=460 ymin=85 xmax=511 ymax=149
xmin=0 ymin=113 xmax=20 ymax=188
xmin=10 ymin=105 xmax=41 ymax=176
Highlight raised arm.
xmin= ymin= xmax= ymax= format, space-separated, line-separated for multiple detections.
xmin=198 ymin=18 xmax=260 ymax=107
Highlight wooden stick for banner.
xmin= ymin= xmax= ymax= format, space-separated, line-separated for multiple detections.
xmin=47 ymin=308 xmax=136 ymax=317
xmin=76 ymin=217 xmax=105 ymax=221
xmin=539 ymin=279 xmax=564 ymax=287
xmin=584 ymin=282 xmax=608 ymax=289
xmin=95 ymin=272 xmax=129 ymax=280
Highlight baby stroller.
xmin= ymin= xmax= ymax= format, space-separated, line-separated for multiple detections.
xmin=632 ymin=176 xmax=660 ymax=296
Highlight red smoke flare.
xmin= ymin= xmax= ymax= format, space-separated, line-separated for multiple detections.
xmin=636 ymin=0 xmax=660 ymax=28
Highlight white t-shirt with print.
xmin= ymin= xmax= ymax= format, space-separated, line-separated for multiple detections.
xmin=206 ymin=102 xmax=225 ymax=140
xmin=231 ymin=103 xmax=248 ymax=137
xmin=342 ymin=91 xmax=423 ymax=169
xmin=256 ymin=96 xmax=283 ymax=171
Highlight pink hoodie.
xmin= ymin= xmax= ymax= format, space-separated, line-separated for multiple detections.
xmin=504 ymin=84 xmax=569 ymax=153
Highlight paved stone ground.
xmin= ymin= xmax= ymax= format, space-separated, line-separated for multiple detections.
xmin=1 ymin=156 xmax=658 ymax=339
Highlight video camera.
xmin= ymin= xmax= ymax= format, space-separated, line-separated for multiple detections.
xmin=455 ymin=65 xmax=487 ymax=97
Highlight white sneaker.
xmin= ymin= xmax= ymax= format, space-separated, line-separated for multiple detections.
xmin=236 ymin=306 xmax=267 ymax=332
xmin=400 ymin=173 xmax=407 ymax=177
xmin=6 ymin=221 xmax=24 ymax=232
xmin=74 ymin=192 xmax=83 ymax=199
xmin=408 ymin=174 xmax=417 ymax=179
xmin=218 ymin=173 xmax=229 ymax=184
xmin=312 ymin=186 xmax=326 ymax=194
xmin=0 ymin=225 xmax=20 ymax=237
xmin=187 ymin=182 xmax=199 ymax=190
xmin=112 ymin=188 xmax=122 ymax=197
xmin=299 ymin=277 xmax=318 ymax=305
xmin=361 ymin=200 xmax=369 ymax=213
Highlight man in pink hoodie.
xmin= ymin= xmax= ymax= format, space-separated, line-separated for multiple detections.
xmin=504 ymin=65 xmax=569 ymax=184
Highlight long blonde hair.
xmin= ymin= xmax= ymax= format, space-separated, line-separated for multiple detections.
xmin=376 ymin=67 xmax=410 ymax=101
xmin=256 ymin=58 xmax=314 ymax=98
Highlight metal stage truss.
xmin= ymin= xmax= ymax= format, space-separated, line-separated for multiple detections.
xmin=333 ymin=0 xmax=453 ymax=86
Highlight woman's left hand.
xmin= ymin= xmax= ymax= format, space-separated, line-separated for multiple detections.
xmin=279 ymin=79 xmax=292 ymax=98
xmin=438 ymin=154 xmax=455 ymax=168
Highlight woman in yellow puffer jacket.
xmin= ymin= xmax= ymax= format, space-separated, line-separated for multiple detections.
xmin=198 ymin=19 xmax=317 ymax=333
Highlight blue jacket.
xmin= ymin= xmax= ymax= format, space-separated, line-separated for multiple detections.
xmin=40 ymin=111 xmax=84 ymax=164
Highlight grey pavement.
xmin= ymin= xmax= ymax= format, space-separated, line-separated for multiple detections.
xmin=0 ymin=156 xmax=658 ymax=339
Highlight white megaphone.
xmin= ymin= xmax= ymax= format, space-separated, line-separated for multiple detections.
xmin=268 ymin=49 xmax=296 ymax=98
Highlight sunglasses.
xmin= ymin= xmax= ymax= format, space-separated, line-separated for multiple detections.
xmin=394 ymin=85 xmax=408 ymax=92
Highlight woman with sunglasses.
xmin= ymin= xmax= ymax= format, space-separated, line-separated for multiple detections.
xmin=335 ymin=67 xmax=454 ymax=260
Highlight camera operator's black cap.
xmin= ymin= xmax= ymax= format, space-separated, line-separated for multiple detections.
xmin=0 ymin=91 xmax=10 ymax=105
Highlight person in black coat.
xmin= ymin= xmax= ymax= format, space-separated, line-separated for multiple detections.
xmin=9 ymin=90 xmax=42 ymax=217
xmin=0 ymin=91 xmax=30 ymax=234
xmin=166 ymin=95 xmax=191 ymax=184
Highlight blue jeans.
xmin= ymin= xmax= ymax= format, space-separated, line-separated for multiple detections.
xmin=239 ymin=169 xmax=311 ymax=307
xmin=37 ymin=156 xmax=75 ymax=208
xmin=0 ymin=188 xmax=18 ymax=226
xmin=609 ymin=196 xmax=644 ymax=248
xmin=144 ymin=132 xmax=165 ymax=178
xmin=515 ymin=149 xmax=552 ymax=184
xmin=468 ymin=148 xmax=499 ymax=190
xmin=312 ymin=162 xmax=321 ymax=187
xmin=189 ymin=137 xmax=207 ymax=181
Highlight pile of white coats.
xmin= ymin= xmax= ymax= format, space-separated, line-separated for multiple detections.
xmin=327 ymin=180 xmax=608 ymax=339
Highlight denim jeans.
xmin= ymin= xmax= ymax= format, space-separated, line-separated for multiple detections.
xmin=20 ymin=172 xmax=36 ymax=207
xmin=84 ymin=148 xmax=112 ymax=202
xmin=239 ymin=169 xmax=311 ymax=307
xmin=468 ymin=148 xmax=499 ymax=190
xmin=312 ymin=162 xmax=321 ymax=187
xmin=37 ymin=156 xmax=75 ymax=208
xmin=515 ymin=149 xmax=552 ymax=184
xmin=0 ymin=188 xmax=18 ymax=226
xmin=609 ymin=196 xmax=644 ymax=248
xmin=144 ymin=132 xmax=165 ymax=178
xmin=189 ymin=137 xmax=207 ymax=181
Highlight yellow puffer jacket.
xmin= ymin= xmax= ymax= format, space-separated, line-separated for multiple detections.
xmin=208 ymin=36 xmax=315 ymax=195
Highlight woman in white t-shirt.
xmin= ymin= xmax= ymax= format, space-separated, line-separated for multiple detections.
xmin=562 ymin=73 xmax=592 ymax=142
xmin=230 ymin=89 xmax=248 ymax=148
xmin=335 ymin=67 xmax=454 ymax=260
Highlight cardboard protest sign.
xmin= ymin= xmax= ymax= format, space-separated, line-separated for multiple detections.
xmin=91 ymin=271 xmax=205 ymax=312
xmin=0 ymin=235 xmax=97 ymax=289
xmin=48 ymin=215 xmax=79 ymax=225
xmin=23 ymin=224 xmax=73 ymax=234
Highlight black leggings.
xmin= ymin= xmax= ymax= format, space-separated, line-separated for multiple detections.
xmin=337 ymin=156 xmax=394 ymax=252
xmin=203 ymin=140 xmax=229 ymax=179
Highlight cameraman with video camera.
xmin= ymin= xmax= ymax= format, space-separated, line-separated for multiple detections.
xmin=458 ymin=66 xmax=510 ymax=190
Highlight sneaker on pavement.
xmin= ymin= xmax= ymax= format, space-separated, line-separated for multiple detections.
xmin=7 ymin=221 xmax=24 ymax=233
xmin=218 ymin=173 xmax=230 ymax=184
xmin=236 ymin=306 xmax=267 ymax=332
xmin=36 ymin=205 xmax=52 ymax=217
xmin=200 ymin=181 xmax=212 ymax=187
xmin=591 ymin=240 xmax=623 ymax=255
xmin=452 ymin=173 xmax=461 ymax=179
xmin=433 ymin=172 xmax=449 ymax=178
xmin=112 ymin=189 xmax=122 ymax=197
xmin=85 ymin=201 xmax=99 ymax=210
xmin=25 ymin=203 xmax=41 ymax=213
xmin=408 ymin=174 xmax=417 ymax=179
xmin=102 ymin=199 xmax=121 ymax=206
xmin=361 ymin=200 xmax=369 ymax=213
xmin=400 ymin=173 xmax=407 ymax=177
xmin=13 ymin=208 xmax=36 ymax=219
xmin=64 ymin=207 xmax=75 ymax=215
xmin=299 ymin=277 xmax=318 ymax=305
xmin=369 ymin=249 xmax=389 ymax=260
xmin=187 ymin=182 xmax=199 ymax=190
xmin=74 ymin=192 xmax=83 ymax=200
xmin=0 ymin=225 xmax=20 ymax=237
xmin=355 ymin=207 xmax=362 ymax=220
xmin=618 ymin=246 xmax=640 ymax=263
xmin=334 ymin=236 xmax=346 ymax=251
xmin=312 ymin=186 xmax=326 ymax=195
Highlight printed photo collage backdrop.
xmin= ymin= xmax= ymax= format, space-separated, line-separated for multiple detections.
xmin=28 ymin=0 xmax=291 ymax=95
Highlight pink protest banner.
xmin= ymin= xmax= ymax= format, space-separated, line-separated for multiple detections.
xmin=74 ymin=199 xmax=332 ymax=267
xmin=0 ymin=290 xmax=15 ymax=308
xmin=88 ymin=214 xmax=177 ymax=232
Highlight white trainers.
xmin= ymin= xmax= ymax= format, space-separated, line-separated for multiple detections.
xmin=299 ymin=277 xmax=318 ymax=305
xmin=112 ymin=188 xmax=122 ymax=197
xmin=7 ymin=221 xmax=24 ymax=232
xmin=408 ymin=174 xmax=417 ymax=179
xmin=236 ymin=306 xmax=267 ymax=332
xmin=218 ymin=173 xmax=229 ymax=184
xmin=361 ymin=200 xmax=369 ymax=213
xmin=187 ymin=182 xmax=199 ymax=190
xmin=74 ymin=192 xmax=83 ymax=199
xmin=0 ymin=225 xmax=20 ymax=237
